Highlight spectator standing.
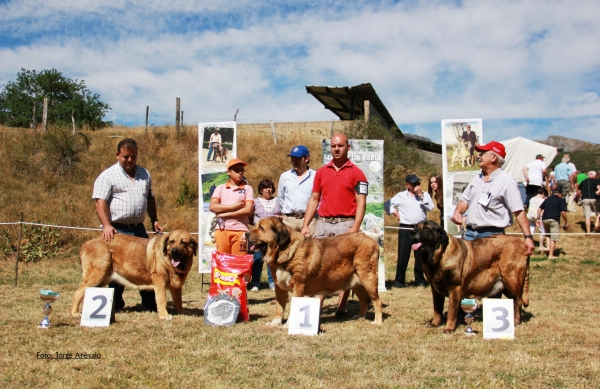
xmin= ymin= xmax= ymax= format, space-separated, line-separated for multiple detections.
xmin=301 ymin=133 xmax=368 ymax=319
xmin=277 ymin=145 xmax=317 ymax=233
xmin=526 ymin=188 xmax=548 ymax=251
xmin=428 ymin=174 xmax=444 ymax=225
xmin=546 ymin=166 xmax=556 ymax=194
xmin=576 ymin=171 xmax=600 ymax=234
xmin=390 ymin=174 xmax=433 ymax=288
xmin=209 ymin=158 xmax=254 ymax=254
xmin=553 ymin=157 xmax=573 ymax=201
xmin=523 ymin=154 xmax=546 ymax=208
xmin=249 ymin=179 xmax=281 ymax=291
xmin=565 ymin=154 xmax=578 ymax=212
xmin=450 ymin=141 xmax=535 ymax=255
xmin=93 ymin=138 xmax=163 ymax=312
xmin=537 ymin=189 xmax=568 ymax=259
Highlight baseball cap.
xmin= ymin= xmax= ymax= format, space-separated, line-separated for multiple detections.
xmin=405 ymin=174 xmax=421 ymax=184
xmin=227 ymin=158 xmax=247 ymax=169
xmin=288 ymin=145 xmax=310 ymax=157
xmin=475 ymin=141 xmax=506 ymax=158
xmin=536 ymin=154 xmax=544 ymax=159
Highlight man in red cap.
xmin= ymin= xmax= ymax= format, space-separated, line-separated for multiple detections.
xmin=451 ymin=141 xmax=535 ymax=254
xmin=209 ymin=158 xmax=254 ymax=254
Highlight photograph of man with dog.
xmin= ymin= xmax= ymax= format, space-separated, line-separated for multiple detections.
xmin=442 ymin=119 xmax=482 ymax=172
xmin=201 ymin=126 xmax=234 ymax=167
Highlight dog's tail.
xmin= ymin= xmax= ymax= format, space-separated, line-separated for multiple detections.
xmin=522 ymin=255 xmax=530 ymax=308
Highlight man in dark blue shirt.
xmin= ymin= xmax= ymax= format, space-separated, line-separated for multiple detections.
xmin=536 ymin=189 xmax=568 ymax=259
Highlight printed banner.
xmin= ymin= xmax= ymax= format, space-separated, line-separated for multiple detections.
xmin=198 ymin=121 xmax=238 ymax=273
xmin=321 ymin=139 xmax=385 ymax=290
xmin=441 ymin=118 xmax=483 ymax=235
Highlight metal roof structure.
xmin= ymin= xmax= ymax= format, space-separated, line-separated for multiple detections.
xmin=306 ymin=83 xmax=441 ymax=154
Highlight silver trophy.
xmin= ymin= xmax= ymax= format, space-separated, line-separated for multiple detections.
xmin=460 ymin=298 xmax=478 ymax=336
xmin=39 ymin=290 xmax=60 ymax=329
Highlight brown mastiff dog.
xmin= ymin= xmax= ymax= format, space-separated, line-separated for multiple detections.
xmin=70 ymin=231 xmax=197 ymax=320
xmin=248 ymin=217 xmax=383 ymax=325
xmin=411 ymin=220 xmax=529 ymax=332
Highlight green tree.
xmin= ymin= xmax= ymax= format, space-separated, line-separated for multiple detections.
xmin=0 ymin=68 xmax=111 ymax=130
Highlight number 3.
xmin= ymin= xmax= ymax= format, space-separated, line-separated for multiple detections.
xmin=491 ymin=307 xmax=509 ymax=331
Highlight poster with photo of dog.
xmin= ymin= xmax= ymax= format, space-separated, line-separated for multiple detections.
xmin=198 ymin=121 xmax=238 ymax=273
xmin=441 ymin=119 xmax=482 ymax=173
xmin=444 ymin=171 xmax=479 ymax=236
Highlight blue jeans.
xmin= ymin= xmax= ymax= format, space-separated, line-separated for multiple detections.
xmin=464 ymin=226 xmax=505 ymax=241
xmin=206 ymin=142 xmax=216 ymax=161
xmin=109 ymin=222 xmax=157 ymax=310
xmin=249 ymin=250 xmax=273 ymax=288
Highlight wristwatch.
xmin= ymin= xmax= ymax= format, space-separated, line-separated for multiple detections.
xmin=524 ymin=235 xmax=533 ymax=239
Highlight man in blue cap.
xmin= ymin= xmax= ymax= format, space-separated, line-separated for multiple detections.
xmin=277 ymin=145 xmax=317 ymax=233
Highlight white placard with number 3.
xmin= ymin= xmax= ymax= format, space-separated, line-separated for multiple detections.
xmin=80 ymin=287 xmax=114 ymax=327
xmin=482 ymin=298 xmax=515 ymax=339
xmin=287 ymin=297 xmax=320 ymax=336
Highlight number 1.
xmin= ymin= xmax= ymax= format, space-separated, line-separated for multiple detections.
xmin=299 ymin=305 xmax=311 ymax=328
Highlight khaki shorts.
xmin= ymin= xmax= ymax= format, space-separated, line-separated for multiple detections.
xmin=543 ymin=219 xmax=560 ymax=242
xmin=581 ymin=199 xmax=597 ymax=218
xmin=282 ymin=215 xmax=316 ymax=233
xmin=313 ymin=219 xmax=355 ymax=238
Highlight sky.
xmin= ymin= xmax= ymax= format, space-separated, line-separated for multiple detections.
xmin=1 ymin=0 xmax=600 ymax=144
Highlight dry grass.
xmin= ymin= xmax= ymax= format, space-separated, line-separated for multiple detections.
xmin=1 ymin=125 xmax=600 ymax=388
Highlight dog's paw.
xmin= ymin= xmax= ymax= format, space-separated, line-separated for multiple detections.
xmin=159 ymin=314 xmax=173 ymax=320
xmin=370 ymin=320 xmax=382 ymax=326
xmin=71 ymin=312 xmax=81 ymax=318
xmin=442 ymin=328 xmax=456 ymax=334
xmin=425 ymin=320 xmax=441 ymax=328
xmin=266 ymin=318 xmax=283 ymax=326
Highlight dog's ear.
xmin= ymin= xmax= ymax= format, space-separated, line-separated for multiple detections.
xmin=437 ymin=224 xmax=449 ymax=249
xmin=162 ymin=232 xmax=171 ymax=256
xmin=273 ymin=219 xmax=290 ymax=249
xmin=190 ymin=236 xmax=198 ymax=256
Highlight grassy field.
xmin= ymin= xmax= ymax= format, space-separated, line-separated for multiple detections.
xmin=1 ymin=125 xmax=600 ymax=388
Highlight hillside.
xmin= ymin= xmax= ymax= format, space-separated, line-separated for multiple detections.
xmin=536 ymin=135 xmax=600 ymax=173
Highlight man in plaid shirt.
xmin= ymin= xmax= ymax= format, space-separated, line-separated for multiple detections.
xmin=92 ymin=138 xmax=163 ymax=311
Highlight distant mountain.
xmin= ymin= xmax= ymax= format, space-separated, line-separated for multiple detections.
xmin=535 ymin=135 xmax=600 ymax=152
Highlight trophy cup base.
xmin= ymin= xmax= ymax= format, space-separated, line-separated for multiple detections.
xmin=464 ymin=331 xmax=477 ymax=336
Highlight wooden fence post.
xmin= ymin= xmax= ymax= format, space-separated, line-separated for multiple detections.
xmin=270 ymin=120 xmax=278 ymax=145
xmin=145 ymin=106 xmax=149 ymax=133
xmin=175 ymin=97 xmax=180 ymax=132
xmin=181 ymin=111 xmax=184 ymax=128
xmin=42 ymin=98 xmax=48 ymax=132
xmin=234 ymin=107 xmax=239 ymax=121
xmin=71 ymin=110 xmax=76 ymax=135
xmin=32 ymin=102 xmax=36 ymax=134
xmin=14 ymin=212 xmax=24 ymax=287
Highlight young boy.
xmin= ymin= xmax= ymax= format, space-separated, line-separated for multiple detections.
xmin=209 ymin=158 xmax=254 ymax=254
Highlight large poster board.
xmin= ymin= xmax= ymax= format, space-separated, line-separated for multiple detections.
xmin=321 ymin=139 xmax=386 ymax=291
xmin=198 ymin=121 xmax=237 ymax=273
xmin=441 ymin=119 xmax=483 ymax=235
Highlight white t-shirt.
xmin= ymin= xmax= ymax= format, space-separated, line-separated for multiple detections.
xmin=526 ymin=159 xmax=546 ymax=186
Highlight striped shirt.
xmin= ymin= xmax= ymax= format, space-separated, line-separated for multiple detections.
xmin=253 ymin=197 xmax=282 ymax=223
xmin=92 ymin=162 xmax=154 ymax=225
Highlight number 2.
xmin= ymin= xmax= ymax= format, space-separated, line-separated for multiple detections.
xmin=90 ymin=295 xmax=107 ymax=319
xmin=491 ymin=307 xmax=509 ymax=331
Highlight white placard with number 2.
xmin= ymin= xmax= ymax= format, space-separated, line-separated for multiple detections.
xmin=80 ymin=287 xmax=114 ymax=327
xmin=287 ymin=297 xmax=320 ymax=336
xmin=482 ymin=298 xmax=515 ymax=339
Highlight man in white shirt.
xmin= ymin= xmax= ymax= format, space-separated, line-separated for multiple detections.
xmin=277 ymin=145 xmax=317 ymax=233
xmin=206 ymin=128 xmax=222 ymax=162
xmin=523 ymin=154 xmax=546 ymax=208
xmin=390 ymin=174 xmax=433 ymax=288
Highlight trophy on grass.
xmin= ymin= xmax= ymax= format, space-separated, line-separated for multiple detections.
xmin=39 ymin=290 xmax=60 ymax=329
xmin=460 ymin=298 xmax=478 ymax=336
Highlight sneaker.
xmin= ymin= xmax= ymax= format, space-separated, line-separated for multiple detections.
xmin=334 ymin=311 xmax=348 ymax=319
xmin=393 ymin=281 xmax=406 ymax=288
xmin=269 ymin=283 xmax=275 ymax=290
xmin=250 ymin=286 xmax=259 ymax=292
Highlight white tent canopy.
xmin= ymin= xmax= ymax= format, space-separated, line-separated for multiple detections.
xmin=499 ymin=137 xmax=558 ymax=182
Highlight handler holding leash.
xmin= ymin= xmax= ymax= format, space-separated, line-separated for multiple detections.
xmin=450 ymin=141 xmax=535 ymax=255
xmin=93 ymin=138 xmax=164 ymax=311
xmin=301 ymin=133 xmax=368 ymax=319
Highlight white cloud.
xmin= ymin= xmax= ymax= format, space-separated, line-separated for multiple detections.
xmin=1 ymin=0 xmax=599 ymax=142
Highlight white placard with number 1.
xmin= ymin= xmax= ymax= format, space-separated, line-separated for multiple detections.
xmin=287 ymin=297 xmax=320 ymax=336
xmin=483 ymin=298 xmax=515 ymax=339
xmin=80 ymin=287 xmax=114 ymax=327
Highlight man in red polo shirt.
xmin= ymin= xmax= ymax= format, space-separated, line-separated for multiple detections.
xmin=301 ymin=133 xmax=369 ymax=319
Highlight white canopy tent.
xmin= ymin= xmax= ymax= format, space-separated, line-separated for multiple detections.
xmin=499 ymin=137 xmax=558 ymax=182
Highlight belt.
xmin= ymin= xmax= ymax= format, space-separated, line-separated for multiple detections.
xmin=466 ymin=225 xmax=505 ymax=234
xmin=321 ymin=216 xmax=354 ymax=224
xmin=283 ymin=212 xmax=305 ymax=219
xmin=112 ymin=222 xmax=144 ymax=229
xmin=399 ymin=223 xmax=416 ymax=228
